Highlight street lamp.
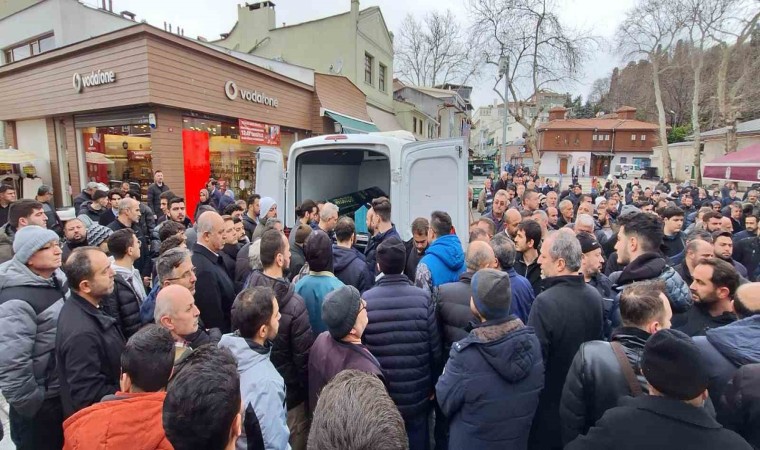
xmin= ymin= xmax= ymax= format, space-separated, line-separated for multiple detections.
xmin=498 ymin=55 xmax=510 ymax=160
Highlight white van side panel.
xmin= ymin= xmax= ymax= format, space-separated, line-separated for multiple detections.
xmin=400 ymin=138 xmax=468 ymax=246
xmin=255 ymin=147 xmax=286 ymax=216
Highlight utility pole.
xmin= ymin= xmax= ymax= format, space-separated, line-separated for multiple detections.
xmin=498 ymin=53 xmax=510 ymax=169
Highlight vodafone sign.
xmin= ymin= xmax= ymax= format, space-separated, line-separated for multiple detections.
xmin=73 ymin=69 xmax=116 ymax=93
xmin=224 ymin=80 xmax=279 ymax=108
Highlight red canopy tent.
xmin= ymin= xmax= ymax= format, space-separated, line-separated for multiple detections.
xmin=703 ymin=143 xmax=760 ymax=182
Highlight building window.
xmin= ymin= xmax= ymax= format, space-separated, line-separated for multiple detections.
xmin=631 ymin=134 xmax=636 ymax=141
xmin=508 ymin=126 xmax=512 ymax=131
xmin=605 ymin=135 xmax=610 ymax=141
xmin=4 ymin=33 xmax=55 ymax=63
xmin=413 ymin=117 xmax=417 ymax=134
xmin=364 ymin=53 xmax=373 ymax=85
xmin=593 ymin=134 xmax=597 ymax=141
xmin=379 ymin=63 xmax=387 ymax=92
xmin=620 ymin=157 xmax=627 ymax=164
xmin=640 ymin=134 xmax=646 ymax=141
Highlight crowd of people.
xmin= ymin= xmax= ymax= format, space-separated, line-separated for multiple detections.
xmin=0 ymin=168 xmax=759 ymax=450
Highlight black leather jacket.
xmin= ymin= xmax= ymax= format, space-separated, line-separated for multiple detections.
xmin=559 ymin=327 xmax=650 ymax=445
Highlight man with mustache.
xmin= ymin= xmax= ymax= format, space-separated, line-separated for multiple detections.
xmin=673 ymin=258 xmax=739 ymax=337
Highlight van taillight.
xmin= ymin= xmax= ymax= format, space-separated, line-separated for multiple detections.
xmin=324 ymin=135 xmax=348 ymax=140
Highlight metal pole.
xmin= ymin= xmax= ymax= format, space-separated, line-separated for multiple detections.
xmin=502 ymin=56 xmax=509 ymax=167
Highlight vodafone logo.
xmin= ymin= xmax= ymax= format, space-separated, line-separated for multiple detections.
xmin=223 ymin=80 xmax=279 ymax=108
xmin=73 ymin=69 xmax=116 ymax=93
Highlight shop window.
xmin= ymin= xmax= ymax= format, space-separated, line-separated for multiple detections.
xmin=78 ymin=124 xmax=153 ymax=197
xmin=364 ymin=53 xmax=374 ymax=85
xmin=379 ymin=63 xmax=387 ymax=92
xmin=183 ymin=117 xmax=261 ymax=206
xmin=4 ymin=33 xmax=54 ymax=64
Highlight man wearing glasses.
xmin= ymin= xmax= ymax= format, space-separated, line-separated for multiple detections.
xmin=482 ymin=190 xmax=509 ymax=234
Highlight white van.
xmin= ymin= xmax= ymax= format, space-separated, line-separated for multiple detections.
xmin=255 ymin=133 xmax=469 ymax=246
xmin=613 ymin=163 xmax=646 ymax=179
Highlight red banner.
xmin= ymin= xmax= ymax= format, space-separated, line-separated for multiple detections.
xmin=238 ymin=119 xmax=281 ymax=146
xmin=182 ymin=129 xmax=211 ymax=222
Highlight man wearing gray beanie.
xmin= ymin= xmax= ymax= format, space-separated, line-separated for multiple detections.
xmin=436 ymin=269 xmax=544 ymax=450
xmin=307 ymin=285 xmax=383 ymax=415
xmin=0 ymin=225 xmax=67 ymax=449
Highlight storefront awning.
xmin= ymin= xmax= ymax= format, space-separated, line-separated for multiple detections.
xmin=325 ymin=111 xmax=379 ymax=134
xmin=591 ymin=152 xmax=615 ymax=157
xmin=367 ymin=105 xmax=402 ymax=131
xmin=703 ymin=143 xmax=760 ymax=181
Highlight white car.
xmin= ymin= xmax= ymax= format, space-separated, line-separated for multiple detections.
xmin=613 ymin=164 xmax=646 ymax=179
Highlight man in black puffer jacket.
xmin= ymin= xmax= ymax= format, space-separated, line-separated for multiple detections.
xmin=332 ymin=217 xmax=373 ymax=292
xmin=103 ymin=229 xmax=146 ymax=340
xmin=436 ymin=240 xmax=498 ymax=357
xmin=560 ymin=280 xmax=672 ymax=444
xmin=243 ymin=229 xmax=314 ymax=450
xmin=363 ymin=237 xmax=443 ymax=450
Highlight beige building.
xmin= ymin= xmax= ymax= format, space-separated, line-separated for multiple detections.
xmin=214 ymin=0 xmax=396 ymax=127
xmin=652 ymin=118 xmax=760 ymax=182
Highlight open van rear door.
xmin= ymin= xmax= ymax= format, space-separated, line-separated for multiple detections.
xmin=256 ymin=147 xmax=285 ymax=218
xmin=400 ymin=138 xmax=468 ymax=246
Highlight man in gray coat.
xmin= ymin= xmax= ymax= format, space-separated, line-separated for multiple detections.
xmin=0 ymin=226 xmax=68 ymax=449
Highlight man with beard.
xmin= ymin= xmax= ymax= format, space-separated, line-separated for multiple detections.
xmin=482 ymin=190 xmax=509 ymax=234
xmin=674 ymin=258 xmax=739 ymax=337
xmin=713 ymin=231 xmax=748 ymax=278
xmin=244 ymin=229 xmax=314 ymax=450
xmin=404 ymin=218 xmax=429 ymax=281
xmin=610 ymin=212 xmax=692 ymax=317
xmin=62 ymin=218 xmax=89 ymax=262
xmin=364 ymin=197 xmax=400 ymax=278
xmin=57 ymin=247 xmax=125 ymax=417
xmin=703 ymin=211 xmax=724 ymax=233
xmin=733 ymin=215 xmax=758 ymax=243
xmin=694 ymin=282 xmax=760 ymax=419
xmin=674 ymin=237 xmax=715 ymax=286
xmin=578 ymin=232 xmax=612 ymax=300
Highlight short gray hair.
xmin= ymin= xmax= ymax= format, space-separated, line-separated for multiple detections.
xmin=465 ymin=242 xmax=494 ymax=271
xmin=490 ymin=233 xmax=516 ymax=270
xmin=319 ymin=202 xmax=339 ymax=221
xmin=575 ymin=214 xmax=595 ymax=229
xmin=248 ymin=239 xmax=263 ymax=271
xmin=118 ymin=198 xmax=137 ymax=214
xmin=532 ymin=209 xmax=548 ymax=222
xmin=547 ymin=231 xmax=582 ymax=272
xmin=558 ymin=199 xmax=573 ymax=210
xmin=157 ymin=247 xmax=192 ymax=285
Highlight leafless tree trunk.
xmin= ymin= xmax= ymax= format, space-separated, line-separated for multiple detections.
xmin=394 ymin=10 xmax=480 ymax=87
xmin=716 ymin=9 xmax=759 ymax=152
xmin=617 ymin=0 xmax=687 ymax=180
xmin=469 ymin=0 xmax=596 ymax=174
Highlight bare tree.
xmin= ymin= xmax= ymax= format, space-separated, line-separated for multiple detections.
xmin=617 ymin=0 xmax=687 ymax=180
xmin=469 ymin=0 xmax=595 ymax=173
xmin=394 ymin=10 xmax=480 ymax=87
xmin=588 ymin=77 xmax=611 ymax=106
xmin=683 ymin=0 xmax=736 ymax=185
xmin=714 ymin=4 xmax=759 ymax=153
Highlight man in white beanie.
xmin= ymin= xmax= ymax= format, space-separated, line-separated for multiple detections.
xmin=0 ymin=225 xmax=67 ymax=449
xmin=251 ymin=197 xmax=278 ymax=241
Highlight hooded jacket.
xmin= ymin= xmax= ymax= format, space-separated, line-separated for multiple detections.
xmin=528 ymin=275 xmax=604 ymax=450
xmin=609 ymin=252 xmax=692 ymax=333
xmin=362 ymin=274 xmax=443 ymax=420
xmin=560 ymin=327 xmax=651 ymax=444
xmin=62 ymin=391 xmax=172 ymax=450
xmin=0 ymin=260 xmax=67 ymax=417
xmin=218 ymin=334 xmax=290 ymax=450
xmin=73 ymin=190 xmax=93 ymax=215
xmin=436 ymin=318 xmax=544 ymax=450
xmin=332 ymin=244 xmax=373 ymax=293
xmin=415 ymin=234 xmax=466 ymax=292
xmin=245 ymin=271 xmax=314 ymax=410
xmin=507 ymin=267 xmax=536 ymax=322
xmin=695 ymin=316 xmax=760 ymax=416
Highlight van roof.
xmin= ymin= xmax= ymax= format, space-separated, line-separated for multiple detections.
xmin=290 ymin=133 xmax=415 ymax=156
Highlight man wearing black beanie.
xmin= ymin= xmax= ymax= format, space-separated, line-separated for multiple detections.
xmin=362 ymin=237 xmax=442 ymax=450
xmin=565 ymin=329 xmax=752 ymax=450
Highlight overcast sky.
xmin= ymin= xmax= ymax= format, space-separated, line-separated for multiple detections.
xmin=88 ymin=0 xmax=637 ymax=108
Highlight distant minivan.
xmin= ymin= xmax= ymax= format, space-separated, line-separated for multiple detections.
xmin=613 ymin=163 xmax=646 ymax=179
xmin=255 ymin=132 xmax=469 ymax=246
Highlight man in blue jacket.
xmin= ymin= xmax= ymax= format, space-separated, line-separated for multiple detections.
xmin=436 ymin=269 xmax=544 ymax=450
xmin=363 ymin=237 xmax=442 ymax=450
xmin=415 ymin=211 xmax=465 ymax=293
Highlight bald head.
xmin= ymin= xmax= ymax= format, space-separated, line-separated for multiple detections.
xmin=466 ymin=240 xmax=496 ymax=271
xmin=505 ymin=208 xmax=522 ymax=239
xmin=196 ymin=211 xmax=225 ymax=252
xmin=155 ymin=284 xmax=200 ymax=339
xmin=735 ymin=283 xmax=760 ymax=319
xmin=720 ymin=216 xmax=733 ymax=233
